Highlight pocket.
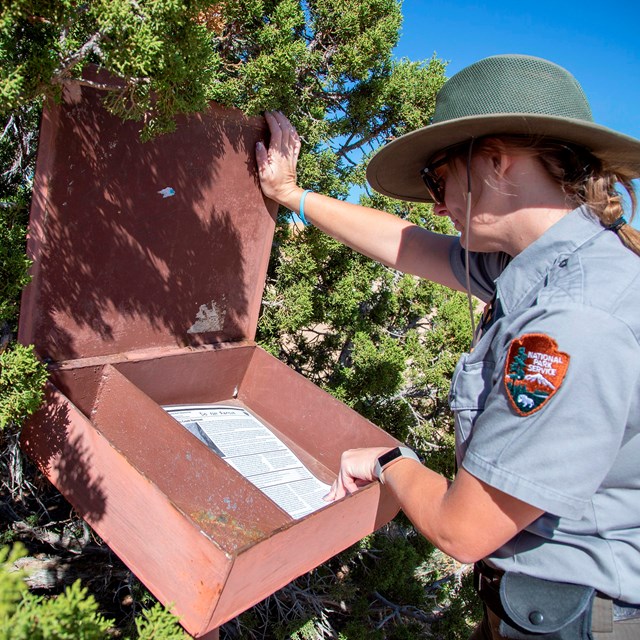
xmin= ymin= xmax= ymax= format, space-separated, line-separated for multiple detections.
xmin=498 ymin=572 xmax=594 ymax=639
xmin=450 ymin=352 xmax=495 ymax=458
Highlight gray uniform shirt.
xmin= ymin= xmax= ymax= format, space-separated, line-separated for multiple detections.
xmin=449 ymin=206 xmax=640 ymax=603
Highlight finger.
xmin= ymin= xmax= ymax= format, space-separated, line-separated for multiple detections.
xmin=291 ymin=131 xmax=301 ymax=162
xmin=324 ymin=479 xmax=343 ymax=502
xmin=255 ymin=140 xmax=266 ymax=165
xmin=255 ymin=141 xmax=270 ymax=179
xmin=272 ymin=111 xmax=298 ymax=150
xmin=329 ymin=474 xmax=351 ymax=501
xmin=264 ymin=111 xmax=282 ymax=148
xmin=271 ymin=110 xmax=291 ymax=133
xmin=323 ymin=481 xmax=338 ymax=502
xmin=341 ymin=475 xmax=361 ymax=495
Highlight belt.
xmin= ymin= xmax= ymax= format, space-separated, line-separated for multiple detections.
xmin=473 ymin=561 xmax=640 ymax=629
xmin=474 ymin=561 xmax=507 ymax=621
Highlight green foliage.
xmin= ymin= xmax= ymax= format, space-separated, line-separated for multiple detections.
xmin=276 ymin=616 xmax=322 ymax=640
xmin=0 ymin=544 xmax=187 ymax=639
xmin=1 ymin=0 xmax=217 ymax=137
xmin=1 ymin=0 xmax=445 ymax=184
xmin=0 ymin=104 xmax=40 ymax=198
xmin=0 ymin=544 xmax=28 ymax=624
xmin=361 ymin=528 xmax=435 ymax=605
xmin=0 ymin=343 xmax=48 ymax=430
xmin=8 ymin=581 xmax=113 ymax=640
xmin=134 ymin=602 xmax=188 ymax=639
xmin=0 ymin=107 xmax=49 ymax=432
xmin=1 ymin=544 xmax=112 ymax=639
xmin=0 ymin=196 xmax=31 ymax=328
xmin=431 ymin=571 xmax=484 ymax=640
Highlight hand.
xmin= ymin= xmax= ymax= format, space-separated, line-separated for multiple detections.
xmin=256 ymin=111 xmax=302 ymax=207
xmin=323 ymin=447 xmax=393 ymax=502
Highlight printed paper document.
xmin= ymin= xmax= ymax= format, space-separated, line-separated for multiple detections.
xmin=164 ymin=404 xmax=331 ymax=519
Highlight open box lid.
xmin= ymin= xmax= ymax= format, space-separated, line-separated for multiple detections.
xmin=19 ymin=72 xmax=278 ymax=363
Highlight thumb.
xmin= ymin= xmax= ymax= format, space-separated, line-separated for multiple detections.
xmin=256 ymin=140 xmax=266 ymax=166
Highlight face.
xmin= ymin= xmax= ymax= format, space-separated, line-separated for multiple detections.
xmin=428 ymin=151 xmax=510 ymax=253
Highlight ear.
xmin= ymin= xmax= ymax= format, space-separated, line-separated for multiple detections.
xmin=474 ymin=138 xmax=513 ymax=181
xmin=491 ymin=149 xmax=515 ymax=180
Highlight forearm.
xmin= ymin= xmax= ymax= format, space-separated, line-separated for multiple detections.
xmin=380 ymin=460 xmax=461 ymax=557
xmin=381 ymin=461 xmax=542 ymax=563
xmin=256 ymin=112 xmax=462 ymax=288
xmin=282 ymin=189 xmax=462 ymax=288
xmin=327 ymin=445 xmax=543 ymax=562
xmin=283 ymin=188 xmax=414 ymax=270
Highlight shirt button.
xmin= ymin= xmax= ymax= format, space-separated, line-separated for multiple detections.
xmin=529 ymin=611 xmax=544 ymax=625
xmin=558 ymin=259 xmax=568 ymax=268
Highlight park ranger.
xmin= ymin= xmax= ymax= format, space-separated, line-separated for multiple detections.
xmin=256 ymin=55 xmax=640 ymax=639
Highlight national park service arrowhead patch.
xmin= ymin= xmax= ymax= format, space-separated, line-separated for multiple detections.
xmin=504 ymin=334 xmax=570 ymax=416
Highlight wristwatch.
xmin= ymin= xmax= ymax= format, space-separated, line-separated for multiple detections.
xmin=374 ymin=447 xmax=421 ymax=483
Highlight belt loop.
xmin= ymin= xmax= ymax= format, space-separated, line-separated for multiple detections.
xmin=473 ymin=562 xmax=484 ymax=593
xmin=591 ymin=595 xmax=614 ymax=634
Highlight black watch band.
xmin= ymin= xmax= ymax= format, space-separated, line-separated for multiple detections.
xmin=374 ymin=446 xmax=420 ymax=483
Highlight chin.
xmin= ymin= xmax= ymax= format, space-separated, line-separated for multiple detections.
xmin=460 ymin=236 xmax=494 ymax=254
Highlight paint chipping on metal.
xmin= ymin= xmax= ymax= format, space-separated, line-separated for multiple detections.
xmin=191 ymin=510 xmax=266 ymax=549
xmin=157 ymin=186 xmax=175 ymax=198
xmin=187 ymin=300 xmax=226 ymax=334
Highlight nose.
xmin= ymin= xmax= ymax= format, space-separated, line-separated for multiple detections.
xmin=433 ymin=202 xmax=449 ymax=217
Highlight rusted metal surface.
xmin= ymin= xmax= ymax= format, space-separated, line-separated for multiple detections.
xmin=21 ymin=348 xmax=400 ymax=636
xmin=21 ymin=384 xmax=232 ymax=633
xmin=91 ymin=364 xmax=290 ymax=551
xmin=240 ymin=347 xmax=399 ymax=473
xmin=19 ymin=78 xmax=401 ymax=638
xmin=19 ymin=75 xmax=276 ymax=362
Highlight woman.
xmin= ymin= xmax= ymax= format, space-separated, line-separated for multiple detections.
xmin=256 ymin=54 xmax=640 ymax=639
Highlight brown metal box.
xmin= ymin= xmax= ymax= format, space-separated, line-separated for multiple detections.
xmin=18 ymin=80 xmax=400 ymax=637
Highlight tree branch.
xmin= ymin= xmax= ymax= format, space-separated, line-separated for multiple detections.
xmin=372 ymin=591 xmax=435 ymax=627
xmin=53 ymin=32 xmax=105 ymax=82
xmin=336 ymin=127 xmax=385 ymax=157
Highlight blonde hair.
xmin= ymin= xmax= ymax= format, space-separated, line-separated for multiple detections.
xmin=472 ymin=136 xmax=640 ymax=256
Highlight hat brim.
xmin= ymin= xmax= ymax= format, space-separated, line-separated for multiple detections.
xmin=366 ymin=113 xmax=640 ymax=203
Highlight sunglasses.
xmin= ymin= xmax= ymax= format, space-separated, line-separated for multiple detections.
xmin=420 ymin=141 xmax=473 ymax=204
xmin=420 ymin=156 xmax=449 ymax=204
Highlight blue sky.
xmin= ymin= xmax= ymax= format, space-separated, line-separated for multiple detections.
xmin=394 ymin=1 xmax=639 ymax=141
xmin=391 ymin=0 xmax=640 ymax=224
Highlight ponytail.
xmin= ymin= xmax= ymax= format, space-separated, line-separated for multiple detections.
xmin=580 ymin=173 xmax=640 ymax=255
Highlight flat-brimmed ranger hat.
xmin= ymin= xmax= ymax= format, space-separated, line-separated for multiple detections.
xmin=366 ymin=54 xmax=640 ymax=203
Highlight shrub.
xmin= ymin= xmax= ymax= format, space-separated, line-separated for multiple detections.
xmin=0 ymin=343 xmax=48 ymax=431
xmin=0 ymin=544 xmax=188 ymax=639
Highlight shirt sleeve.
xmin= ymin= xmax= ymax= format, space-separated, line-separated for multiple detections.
xmin=449 ymin=240 xmax=511 ymax=303
xmin=460 ymin=303 xmax=638 ymax=520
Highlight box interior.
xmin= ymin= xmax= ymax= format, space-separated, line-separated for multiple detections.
xmin=47 ymin=340 xmax=399 ymax=556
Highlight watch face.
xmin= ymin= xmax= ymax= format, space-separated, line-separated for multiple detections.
xmin=377 ymin=447 xmax=402 ymax=468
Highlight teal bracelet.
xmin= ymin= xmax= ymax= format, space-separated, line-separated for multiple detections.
xmin=298 ymin=189 xmax=313 ymax=226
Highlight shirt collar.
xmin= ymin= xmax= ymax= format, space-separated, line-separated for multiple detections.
xmin=495 ymin=206 xmax=604 ymax=314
